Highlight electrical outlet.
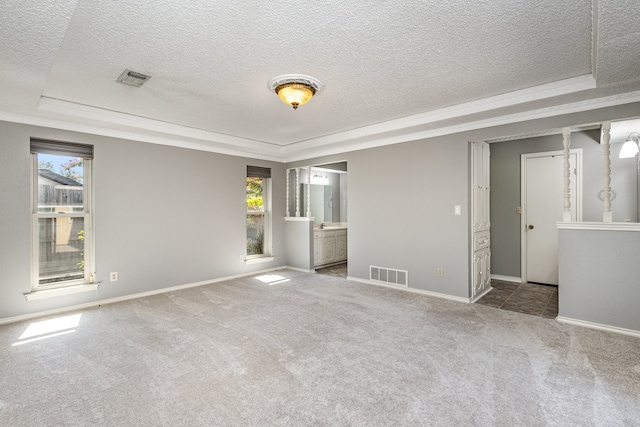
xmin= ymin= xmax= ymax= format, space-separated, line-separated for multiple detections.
xmin=110 ymin=272 xmax=118 ymax=282
xmin=239 ymin=255 xmax=244 ymax=262
xmin=437 ymin=268 xmax=444 ymax=278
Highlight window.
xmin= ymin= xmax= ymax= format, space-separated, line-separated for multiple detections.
xmin=246 ymin=166 xmax=271 ymax=258
xmin=31 ymin=139 xmax=93 ymax=291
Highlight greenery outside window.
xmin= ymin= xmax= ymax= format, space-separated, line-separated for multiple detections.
xmin=31 ymin=139 xmax=94 ymax=291
xmin=246 ymin=166 xmax=271 ymax=258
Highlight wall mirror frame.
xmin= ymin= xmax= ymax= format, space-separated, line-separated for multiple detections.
xmin=285 ymin=161 xmax=347 ymax=225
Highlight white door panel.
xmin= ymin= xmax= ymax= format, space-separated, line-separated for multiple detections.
xmin=524 ymin=152 xmax=578 ymax=285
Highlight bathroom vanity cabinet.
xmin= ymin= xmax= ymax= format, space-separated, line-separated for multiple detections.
xmin=314 ymin=228 xmax=347 ymax=267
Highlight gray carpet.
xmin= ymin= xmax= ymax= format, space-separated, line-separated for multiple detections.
xmin=1 ymin=269 xmax=639 ymax=426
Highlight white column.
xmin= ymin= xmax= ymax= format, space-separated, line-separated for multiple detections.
xmin=295 ymin=168 xmax=300 ymax=217
xmin=307 ymin=166 xmax=311 ymax=218
xmin=562 ymin=127 xmax=572 ymax=222
xmin=602 ymin=121 xmax=613 ymax=223
xmin=285 ymin=169 xmax=290 ymax=217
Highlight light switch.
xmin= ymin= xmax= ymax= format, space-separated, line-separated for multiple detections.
xmin=454 ymin=205 xmax=462 ymax=216
xmin=516 ymin=207 xmax=522 ymax=214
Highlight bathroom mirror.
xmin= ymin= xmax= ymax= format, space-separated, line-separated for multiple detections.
xmin=287 ymin=161 xmax=347 ymax=223
xmin=610 ymin=118 xmax=640 ymax=222
xmin=300 ymin=185 xmax=332 ymax=224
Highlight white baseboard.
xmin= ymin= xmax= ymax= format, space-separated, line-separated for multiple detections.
xmin=347 ymin=276 xmax=470 ymax=304
xmin=0 ymin=266 xmax=289 ymax=326
xmin=556 ymin=316 xmax=640 ymax=338
xmin=490 ymin=274 xmax=522 ymax=283
xmin=285 ymin=266 xmax=316 ymax=273
xmin=470 ymin=286 xmax=492 ymax=303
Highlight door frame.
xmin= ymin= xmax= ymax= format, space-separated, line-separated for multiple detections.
xmin=520 ymin=149 xmax=583 ymax=283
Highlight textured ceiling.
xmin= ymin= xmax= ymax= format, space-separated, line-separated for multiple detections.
xmin=1 ymin=0 xmax=640 ymax=161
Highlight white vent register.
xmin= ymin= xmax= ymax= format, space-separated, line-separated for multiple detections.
xmin=370 ymin=266 xmax=408 ymax=287
xmin=116 ymin=69 xmax=151 ymax=87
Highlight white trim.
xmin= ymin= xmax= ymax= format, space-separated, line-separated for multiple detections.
xmin=347 ymin=276 xmax=470 ymax=304
xmin=284 ymin=266 xmax=316 ymax=273
xmin=2 ymin=109 xmax=284 ymax=163
xmin=0 ymin=87 xmax=636 ymax=164
xmin=557 ymin=222 xmax=640 ymax=231
xmin=284 ymin=216 xmax=314 ymax=222
xmin=490 ymin=274 xmax=522 ymax=283
xmin=470 ymin=286 xmax=493 ymax=303
xmin=285 ymin=75 xmax=596 ymax=154
xmin=31 ymin=152 xmax=94 ymax=292
xmin=43 ymin=76 xmax=594 ymax=158
xmin=244 ymin=256 xmax=275 ymax=265
xmin=283 ymin=90 xmax=640 ymax=162
xmin=556 ymin=316 xmax=640 ymax=338
xmin=1 ymin=266 xmax=288 ymax=325
xmin=38 ymin=98 xmax=276 ymax=156
xmin=246 ymin=175 xmax=272 ymax=259
xmin=484 ymin=125 xmax=601 ymax=144
xmin=520 ymin=149 xmax=583 ymax=283
xmin=25 ymin=283 xmax=99 ymax=301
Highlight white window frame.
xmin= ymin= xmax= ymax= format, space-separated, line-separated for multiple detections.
xmin=31 ymin=149 xmax=94 ymax=292
xmin=245 ymin=175 xmax=272 ymax=260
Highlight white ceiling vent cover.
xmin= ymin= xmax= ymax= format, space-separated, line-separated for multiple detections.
xmin=116 ymin=69 xmax=151 ymax=87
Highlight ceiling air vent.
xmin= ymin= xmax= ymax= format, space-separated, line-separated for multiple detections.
xmin=116 ymin=69 xmax=151 ymax=87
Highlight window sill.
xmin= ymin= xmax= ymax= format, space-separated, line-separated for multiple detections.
xmin=244 ymin=256 xmax=275 ymax=265
xmin=24 ymin=283 xmax=100 ymax=301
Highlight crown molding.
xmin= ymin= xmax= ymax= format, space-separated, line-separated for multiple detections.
xmin=283 ymin=75 xmax=596 ymax=154
xmin=282 ymin=90 xmax=640 ymax=162
xmin=483 ymin=124 xmax=601 ymax=144
xmin=2 ymin=78 xmax=639 ymax=164
xmin=0 ymin=108 xmax=286 ymax=162
xmin=37 ymin=97 xmax=282 ymax=155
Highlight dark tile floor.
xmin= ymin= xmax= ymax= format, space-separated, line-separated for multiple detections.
xmin=315 ymin=262 xmax=348 ymax=278
xmin=317 ymin=266 xmax=558 ymax=319
xmin=476 ymin=280 xmax=558 ymax=318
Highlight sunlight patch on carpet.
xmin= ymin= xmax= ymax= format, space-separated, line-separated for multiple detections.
xmin=13 ymin=313 xmax=81 ymax=346
xmin=255 ymin=274 xmax=290 ymax=285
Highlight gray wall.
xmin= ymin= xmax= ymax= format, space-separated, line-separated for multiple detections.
xmin=490 ymin=130 xmax=638 ymax=277
xmin=349 ymin=139 xmax=470 ymax=297
xmin=3 ymin=101 xmax=640 ymax=319
xmin=558 ymin=228 xmax=640 ymax=331
xmin=340 ymin=174 xmax=348 ymax=223
xmin=328 ymin=172 xmax=341 ymax=222
xmin=288 ymin=102 xmax=640 ymax=300
xmin=285 ymin=220 xmax=314 ymax=271
xmin=290 ymin=136 xmax=471 ymax=298
xmin=0 ymin=121 xmax=285 ymax=320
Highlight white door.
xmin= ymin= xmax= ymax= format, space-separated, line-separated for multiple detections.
xmin=523 ymin=151 xmax=580 ymax=285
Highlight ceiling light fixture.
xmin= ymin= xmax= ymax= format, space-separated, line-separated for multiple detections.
xmin=268 ymin=74 xmax=323 ymax=110
xmin=311 ymin=173 xmax=329 ymax=185
xmin=619 ymin=132 xmax=640 ymax=159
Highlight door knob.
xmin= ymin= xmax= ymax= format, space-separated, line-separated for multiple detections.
xmin=528 ymin=224 xmax=534 ymax=230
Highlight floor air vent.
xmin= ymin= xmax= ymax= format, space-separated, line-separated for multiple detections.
xmin=370 ymin=266 xmax=408 ymax=287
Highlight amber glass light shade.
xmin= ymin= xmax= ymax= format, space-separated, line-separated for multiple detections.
xmin=275 ymin=83 xmax=316 ymax=110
